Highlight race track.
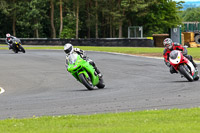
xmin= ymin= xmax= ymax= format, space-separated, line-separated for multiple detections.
xmin=0 ymin=50 xmax=200 ymax=119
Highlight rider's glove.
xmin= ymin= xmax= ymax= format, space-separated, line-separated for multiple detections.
xmin=182 ymin=47 xmax=188 ymax=56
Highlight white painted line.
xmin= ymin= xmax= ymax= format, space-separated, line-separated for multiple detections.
xmin=0 ymin=87 xmax=5 ymax=94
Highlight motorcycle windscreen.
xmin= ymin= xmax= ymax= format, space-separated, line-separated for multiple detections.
xmin=169 ymin=50 xmax=178 ymax=59
xmin=13 ymin=38 xmax=21 ymax=44
xmin=68 ymin=53 xmax=78 ymax=64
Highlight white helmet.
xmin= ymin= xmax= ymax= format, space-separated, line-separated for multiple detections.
xmin=163 ymin=38 xmax=173 ymax=49
xmin=64 ymin=43 xmax=73 ymax=54
xmin=6 ymin=33 xmax=11 ymax=38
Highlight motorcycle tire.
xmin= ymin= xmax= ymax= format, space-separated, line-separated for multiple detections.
xmin=13 ymin=49 xmax=18 ymax=53
xmin=96 ymin=78 xmax=105 ymax=89
xmin=194 ymin=76 xmax=199 ymax=81
xmin=19 ymin=45 xmax=25 ymax=53
xmin=179 ymin=64 xmax=194 ymax=82
xmin=12 ymin=44 xmax=18 ymax=53
xmin=79 ymin=73 xmax=94 ymax=90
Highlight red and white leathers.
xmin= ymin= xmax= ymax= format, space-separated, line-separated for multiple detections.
xmin=163 ymin=42 xmax=197 ymax=74
xmin=163 ymin=42 xmax=186 ymax=65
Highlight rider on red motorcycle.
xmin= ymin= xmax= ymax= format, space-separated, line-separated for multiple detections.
xmin=163 ymin=38 xmax=197 ymax=74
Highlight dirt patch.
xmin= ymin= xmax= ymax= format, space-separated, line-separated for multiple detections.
xmin=194 ymin=58 xmax=200 ymax=61
xmin=132 ymin=53 xmax=163 ymax=57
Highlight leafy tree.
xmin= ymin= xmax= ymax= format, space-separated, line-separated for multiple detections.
xmin=180 ymin=7 xmax=200 ymax=22
xmin=142 ymin=0 xmax=182 ymax=36
xmin=0 ymin=0 xmax=184 ymax=38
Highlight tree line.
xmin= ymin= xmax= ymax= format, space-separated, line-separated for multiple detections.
xmin=0 ymin=0 xmax=184 ymax=38
xmin=179 ymin=7 xmax=200 ymax=22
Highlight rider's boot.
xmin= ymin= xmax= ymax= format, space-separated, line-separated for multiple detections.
xmin=191 ymin=60 xmax=197 ymax=68
xmin=95 ymin=67 xmax=103 ymax=78
xmin=8 ymin=45 xmax=13 ymax=50
xmin=89 ymin=60 xmax=103 ymax=78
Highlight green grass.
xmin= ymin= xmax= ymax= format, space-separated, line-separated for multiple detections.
xmin=0 ymin=108 xmax=200 ymax=133
xmin=1 ymin=45 xmax=200 ymax=60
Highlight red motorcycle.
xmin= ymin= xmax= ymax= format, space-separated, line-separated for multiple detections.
xmin=169 ymin=50 xmax=199 ymax=81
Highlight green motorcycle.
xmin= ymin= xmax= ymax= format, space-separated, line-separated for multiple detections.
xmin=67 ymin=53 xmax=105 ymax=90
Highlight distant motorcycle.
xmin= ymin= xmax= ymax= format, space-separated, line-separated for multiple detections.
xmin=169 ymin=50 xmax=199 ymax=81
xmin=67 ymin=53 xmax=105 ymax=90
xmin=12 ymin=38 xmax=25 ymax=53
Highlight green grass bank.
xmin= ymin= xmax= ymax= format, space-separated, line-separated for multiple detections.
xmin=0 ymin=108 xmax=200 ymax=133
xmin=1 ymin=45 xmax=200 ymax=60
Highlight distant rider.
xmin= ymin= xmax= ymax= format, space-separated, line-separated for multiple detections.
xmin=5 ymin=33 xmax=21 ymax=50
xmin=64 ymin=43 xmax=102 ymax=78
xmin=163 ymin=38 xmax=197 ymax=74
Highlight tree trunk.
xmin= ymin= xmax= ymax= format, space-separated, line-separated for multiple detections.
xmin=118 ymin=21 xmax=122 ymax=38
xmin=110 ymin=17 xmax=112 ymax=38
xmin=87 ymin=0 xmax=91 ymax=38
xmin=50 ymin=0 xmax=56 ymax=38
xmin=118 ymin=0 xmax=122 ymax=38
xmin=12 ymin=11 xmax=16 ymax=36
xmin=35 ymin=21 xmax=39 ymax=38
xmin=59 ymin=0 xmax=63 ymax=37
xmin=34 ymin=28 xmax=39 ymax=38
xmin=76 ymin=0 xmax=79 ymax=39
xmin=95 ymin=0 xmax=98 ymax=38
xmin=102 ymin=12 xmax=106 ymax=38
xmin=113 ymin=28 xmax=116 ymax=38
xmin=34 ymin=19 xmax=39 ymax=38
xmin=12 ymin=0 xmax=16 ymax=36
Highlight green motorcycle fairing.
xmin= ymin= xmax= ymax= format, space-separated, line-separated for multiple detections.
xmin=67 ymin=53 xmax=99 ymax=86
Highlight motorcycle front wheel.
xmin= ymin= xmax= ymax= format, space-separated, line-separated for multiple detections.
xmin=19 ymin=45 xmax=25 ymax=53
xmin=179 ymin=64 xmax=193 ymax=82
xmin=79 ymin=73 xmax=94 ymax=90
xmin=13 ymin=48 xmax=18 ymax=53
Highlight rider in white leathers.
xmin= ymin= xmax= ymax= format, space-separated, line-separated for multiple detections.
xmin=64 ymin=43 xmax=102 ymax=78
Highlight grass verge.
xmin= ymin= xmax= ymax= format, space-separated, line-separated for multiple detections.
xmin=0 ymin=108 xmax=200 ymax=133
xmin=1 ymin=45 xmax=200 ymax=60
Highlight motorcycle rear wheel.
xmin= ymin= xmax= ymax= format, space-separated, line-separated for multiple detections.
xmin=179 ymin=64 xmax=194 ymax=82
xmin=194 ymin=76 xmax=199 ymax=81
xmin=79 ymin=73 xmax=94 ymax=90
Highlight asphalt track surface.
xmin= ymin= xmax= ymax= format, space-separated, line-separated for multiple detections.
xmin=0 ymin=50 xmax=200 ymax=119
